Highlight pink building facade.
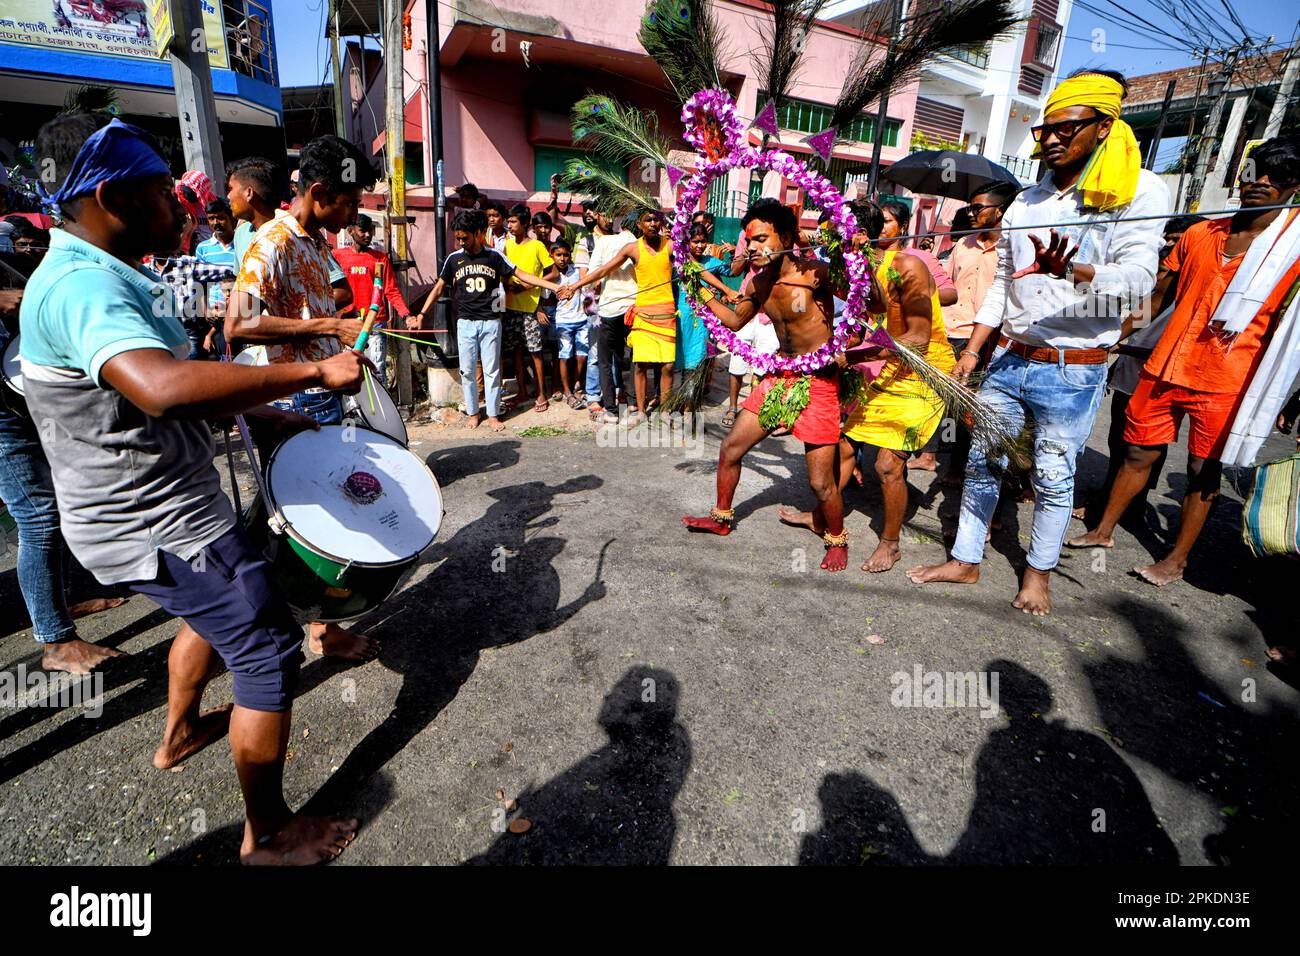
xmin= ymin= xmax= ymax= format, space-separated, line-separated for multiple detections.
xmin=381 ymin=0 xmax=918 ymax=270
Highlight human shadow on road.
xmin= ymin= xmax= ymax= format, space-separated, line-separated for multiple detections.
xmin=297 ymin=474 xmax=609 ymax=819
xmin=1085 ymin=596 xmax=1300 ymax=865
xmin=799 ymin=660 xmax=1178 ymax=864
xmin=423 ymin=440 xmax=521 ymax=490
xmin=466 ymin=666 xmax=690 ymax=865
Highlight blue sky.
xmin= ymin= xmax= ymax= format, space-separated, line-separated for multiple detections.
xmin=273 ymin=2 xmax=1294 ymax=115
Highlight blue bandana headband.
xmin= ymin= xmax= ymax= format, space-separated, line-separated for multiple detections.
xmin=40 ymin=118 xmax=171 ymax=215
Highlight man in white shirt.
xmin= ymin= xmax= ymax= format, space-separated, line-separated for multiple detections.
xmin=588 ymin=210 xmax=637 ymax=421
xmin=908 ymin=69 xmax=1170 ymax=616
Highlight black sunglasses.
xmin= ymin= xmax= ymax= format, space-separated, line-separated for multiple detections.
xmin=1031 ymin=114 xmax=1105 ymax=144
xmin=966 ymin=200 xmax=1006 ymax=212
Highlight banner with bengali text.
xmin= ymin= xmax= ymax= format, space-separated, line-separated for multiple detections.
xmin=0 ymin=0 xmax=228 ymax=70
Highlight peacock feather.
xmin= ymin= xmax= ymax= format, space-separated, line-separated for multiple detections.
xmin=752 ymin=1 xmax=834 ymax=120
xmin=830 ymin=0 xmax=1020 ymax=131
xmin=559 ymin=159 xmax=660 ymax=221
xmin=571 ymin=94 xmax=673 ymax=172
xmin=638 ymin=0 xmax=726 ymax=103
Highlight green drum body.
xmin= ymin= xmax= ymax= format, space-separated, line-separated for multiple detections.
xmin=252 ymin=424 xmax=443 ymax=623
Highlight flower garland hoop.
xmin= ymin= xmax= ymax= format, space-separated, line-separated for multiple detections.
xmin=673 ymin=89 xmax=872 ymax=375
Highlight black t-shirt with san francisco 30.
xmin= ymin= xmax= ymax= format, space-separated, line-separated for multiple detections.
xmin=439 ymin=246 xmax=515 ymax=321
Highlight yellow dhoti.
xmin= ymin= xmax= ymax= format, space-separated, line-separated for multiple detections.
xmin=843 ymin=249 xmax=954 ymax=452
xmin=843 ymin=361 xmax=947 ymax=452
xmin=628 ymin=310 xmax=676 ymax=364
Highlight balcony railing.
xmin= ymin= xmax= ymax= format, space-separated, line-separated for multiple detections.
xmin=223 ymin=0 xmax=276 ymax=85
xmin=1001 ymin=154 xmax=1038 ymax=182
xmin=939 ymin=45 xmax=990 ymax=70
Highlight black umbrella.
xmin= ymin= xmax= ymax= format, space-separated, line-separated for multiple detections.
xmin=879 ymin=150 xmax=1021 ymax=201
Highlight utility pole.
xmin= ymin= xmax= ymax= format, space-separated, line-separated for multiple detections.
xmin=385 ymin=0 xmax=413 ymax=408
xmin=168 ymin=0 xmax=225 ymax=183
xmin=1175 ymin=48 xmax=1210 ymax=213
xmin=1186 ymin=45 xmax=1242 ymax=213
xmin=1263 ymin=44 xmax=1299 ymax=139
xmin=426 ymin=0 xmax=446 ymax=271
xmin=1144 ymin=79 xmax=1177 ymax=170
xmin=329 ymin=0 xmax=347 ymax=138
xmin=867 ymin=0 xmax=903 ymax=198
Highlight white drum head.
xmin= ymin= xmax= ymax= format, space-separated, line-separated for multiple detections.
xmin=231 ymin=346 xmax=266 ymax=366
xmin=266 ymin=425 xmax=441 ymax=566
xmin=2 ymin=335 xmax=22 ymax=396
xmin=345 ymin=373 xmax=407 ymax=444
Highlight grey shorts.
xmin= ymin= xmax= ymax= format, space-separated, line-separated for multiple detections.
xmin=503 ymin=310 xmax=528 ymax=353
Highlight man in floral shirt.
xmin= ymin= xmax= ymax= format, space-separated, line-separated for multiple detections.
xmin=228 ymin=135 xmax=375 ymax=423
xmin=227 ymin=134 xmax=382 ymax=663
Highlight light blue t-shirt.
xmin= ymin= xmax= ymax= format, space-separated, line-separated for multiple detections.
xmin=232 ymin=219 xmax=256 ymax=272
xmin=195 ymin=235 xmax=238 ymax=306
xmin=19 ymin=228 xmax=234 ymax=584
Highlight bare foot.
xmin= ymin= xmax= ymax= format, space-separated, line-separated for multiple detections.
xmin=465 ymin=412 xmax=484 ymax=429
xmin=908 ymin=453 xmax=938 ymax=472
xmin=822 ymin=543 xmax=848 ymax=572
xmin=241 ymin=815 xmax=359 ymax=866
xmin=153 ymin=705 xmax=234 ymax=769
xmin=42 ymin=638 xmax=126 ymax=675
xmin=861 ymin=538 xmax=901 ymax=573
xmin=1133 ymin=556 xmax=1185 ymax=587
xmin=67 ymin=596 xmax=128 ymax=619
xmin=487 ymin=416 xmax=506 ymax=433
xmin=852 ymin=465 xmax=864 ymax=486
xmin=1012 ymin=568 xmax=1052 ymax=616
xmin=1064 ymin=528 xmax=1113 ymax=549
xmin=683 ymin=514 xmax=732 ymax=535
xmin=308 ymin=622 xmax=380 ymax=662
xmin=777 ymin=506 xmax=823 ymax=534
xmin=906 ymin=558 xmax=980 ymax=585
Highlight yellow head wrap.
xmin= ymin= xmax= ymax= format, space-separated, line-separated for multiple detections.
xmin=1033 ymin=73 xmax=1141 ymax=211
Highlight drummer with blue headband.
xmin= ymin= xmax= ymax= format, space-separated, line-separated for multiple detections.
xmin=19 ymin=113 xmax=370 ymax=865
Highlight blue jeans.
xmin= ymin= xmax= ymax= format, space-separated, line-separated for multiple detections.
xmin=284 ymin=390 xmax=344 ymax=424
xmin=584 ymin=321 xmax=601 ymax=397
xmin=952 ymin=350 xmax=1107 ymax=572
xmin=457 ymin=318 xmax=502 ymax=417
xmin=365 ymin=323 xmax=388 ymax=377
xmin=0 ymin=405 xmax=75 ymax=643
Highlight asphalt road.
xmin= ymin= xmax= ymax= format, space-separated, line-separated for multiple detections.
xmin=1 ymin=394 xmax=1297 ymax=866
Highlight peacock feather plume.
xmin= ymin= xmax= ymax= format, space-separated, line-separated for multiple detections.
xmin=59 ymin=84 xmax=120 ymax=116
xmin=571 ymin=94 xmax=673 ymax=172
xmin=559 ymin=158 xmax=660 ymax=221
xmin=830 ymin=0 xmax=1020 ymax=131
xmin=752 ymin=1 xmax=834 ymax=119
xmin=638 ymin=0 xmax=726 ymax=103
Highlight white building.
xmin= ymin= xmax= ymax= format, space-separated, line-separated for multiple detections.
xmin=833 ymin=0 xmax=1075 ymax=185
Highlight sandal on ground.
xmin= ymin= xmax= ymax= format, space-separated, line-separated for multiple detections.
xmin=722 ymin=408 xmax=737 ymax=427
xmin=549 ymin=391 xmax=564 ymax=403
xmin=532 ymin=399 xmax=549 ymax=413
xmin=566 ymin=392 xmax=584 ymax=409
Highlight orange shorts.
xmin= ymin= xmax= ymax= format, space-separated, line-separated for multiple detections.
xmin=1123 ymin=371 xmax=1243 ymax=461
xmin=742 ymin=366 xmax=842 ymax=446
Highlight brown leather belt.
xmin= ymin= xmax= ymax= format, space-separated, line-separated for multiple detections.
xmin=998 ymin=335 xmax=1109 ymax=365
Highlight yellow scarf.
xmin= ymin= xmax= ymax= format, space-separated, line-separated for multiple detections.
xmin=1034 ymin=73 xmax=1140 ymax=212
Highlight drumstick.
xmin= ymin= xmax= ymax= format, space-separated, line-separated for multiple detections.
xmin=353 ymin=260 xmax=385 ymax=354
xmin=351 ymin=261 xmax=386 ymax=413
